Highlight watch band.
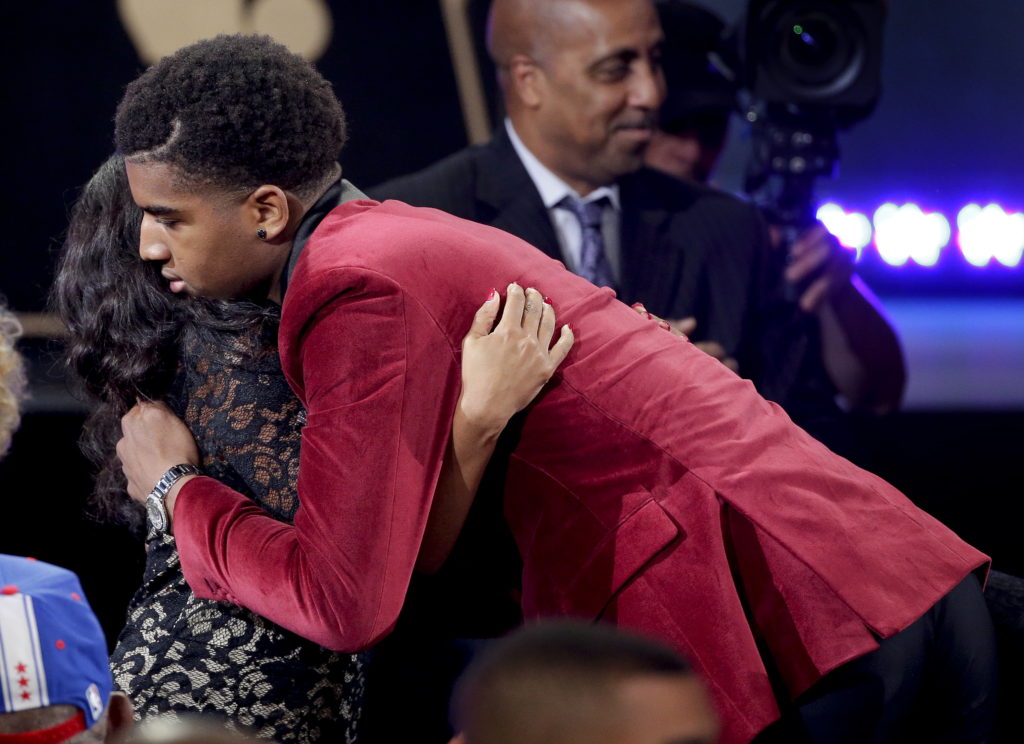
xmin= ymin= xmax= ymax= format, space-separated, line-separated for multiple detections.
xmin=150 ymin=463 xmax=203 ymax=501
xmin=146 ymin=463 xmax=202 ymax=533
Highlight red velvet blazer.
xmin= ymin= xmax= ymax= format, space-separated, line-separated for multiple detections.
xmin=174 ymin=199 xmax=987 ymax=744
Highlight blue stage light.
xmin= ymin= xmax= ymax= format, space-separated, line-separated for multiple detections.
xmin=817 ymin=203 xmax=872 ymax=260
xmin=872 ymin=203 xmax=950 ymax=267
xmin=957 ymin=204 xmax=1024 ymax=268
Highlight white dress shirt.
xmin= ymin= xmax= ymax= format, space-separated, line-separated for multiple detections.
xmin=505 ymin=119 xmax=622 ymax=282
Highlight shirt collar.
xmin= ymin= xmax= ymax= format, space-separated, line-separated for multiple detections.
xmin=505 ymin=118 xmax=620 ymax=211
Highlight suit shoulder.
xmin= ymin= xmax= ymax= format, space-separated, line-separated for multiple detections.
xmin=367 ymin=145 xmax=487 ymax=216
xmin=297 ymin=199 xmax=528 ymax=285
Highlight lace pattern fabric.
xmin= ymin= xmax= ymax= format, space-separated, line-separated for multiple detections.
xmin=110 ymin=325 xmax=364 ymax=742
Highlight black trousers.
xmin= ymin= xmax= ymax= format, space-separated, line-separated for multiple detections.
xmin=755 ymin=573 xmax=997 ymax=744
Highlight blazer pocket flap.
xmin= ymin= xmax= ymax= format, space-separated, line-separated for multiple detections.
xmin=559 ymin=499 xmax=681 ymax=618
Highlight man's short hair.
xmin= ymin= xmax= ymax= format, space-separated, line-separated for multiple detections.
xmin=451 ymin=620 xmax=692 ymax=744
xmin=127 ymin=715 xmax=261 ymax=743
xmin=114 ymin=34 xmax=347 ymax=198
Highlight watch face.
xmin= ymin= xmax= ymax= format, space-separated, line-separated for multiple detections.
xmin=146 ymin=494 xmax=167 ymax=532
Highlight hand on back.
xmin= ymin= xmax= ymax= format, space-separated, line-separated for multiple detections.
xmin=459 ymin=283 xmax=574 ymax=433
xmin=630 ymin=304 xmax=739 ymax=374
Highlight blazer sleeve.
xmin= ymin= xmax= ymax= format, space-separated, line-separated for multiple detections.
xmin=172 ymin=267 xmax=460 ymax=652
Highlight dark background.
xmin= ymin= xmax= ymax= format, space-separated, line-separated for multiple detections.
xmin=0 ymin=0 xmax=469 ymax=314
xmin=1 ymin=0 xmax=1021 ymax=646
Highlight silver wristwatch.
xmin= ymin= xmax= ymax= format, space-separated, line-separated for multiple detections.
xmin=146 ymin=463 xmax=203 ymax=533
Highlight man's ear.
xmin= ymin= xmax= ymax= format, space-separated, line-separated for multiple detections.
xmin=247 ymin=185 xmax=291 ymax=242
xmin=104 ymin=692 xmax=133 ymax=744
xmin=508 ymin=53 xmax=544 ymax=108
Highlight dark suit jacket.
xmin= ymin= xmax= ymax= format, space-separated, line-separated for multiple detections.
xmin=174 ymin=199 xmax=985 ymax=744
xmin=370 ymin=126 xmax=817 ymax=408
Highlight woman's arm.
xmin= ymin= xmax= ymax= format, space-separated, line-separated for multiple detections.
xmin=117 ymin=281 xmax=572 ymax=647
xmin=416 ymin=283 xmax=573 ymax=572
xmin=784 ymin=225 xmax=906 ymax=414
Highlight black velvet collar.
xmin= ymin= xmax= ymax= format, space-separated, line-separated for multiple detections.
xmin=280 ymin=177 xmax=368 ymax=296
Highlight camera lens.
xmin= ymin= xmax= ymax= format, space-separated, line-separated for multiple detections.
xmin=785 ymin=16 xmax=842 ymax=76
xmin=762 ymin=3 xmax=866 ymax=99
xmin=744 ymin=0 xmax=884 ymax=119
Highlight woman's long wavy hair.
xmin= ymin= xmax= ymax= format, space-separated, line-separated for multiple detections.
xmin=50 ymin=156 xmax=278 ymax=532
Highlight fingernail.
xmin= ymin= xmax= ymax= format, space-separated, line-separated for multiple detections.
xmin=487 ymin=288 xmax=497 ymax=301
xmin=631 ymin=302 xmax=646 ymax=311
xmin=543 ymin=296 xmax=553 ymax=306
xmin=645 ymin=312 xmax=653 ymax=319
xmin=508 ymin=282 xmax=520 ymax=292
xmin=658 ymin=320 xmax=670 ymax=330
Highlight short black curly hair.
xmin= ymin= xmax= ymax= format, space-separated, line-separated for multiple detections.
xmin=115 ymin=34 xmax=347 ymax=197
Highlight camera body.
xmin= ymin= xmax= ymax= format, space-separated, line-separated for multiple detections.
xmin=740 ymin=0 xmax=887 ymax=227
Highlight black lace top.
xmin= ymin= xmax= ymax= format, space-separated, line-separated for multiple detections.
xmin=110 ymin=322 xmax=365 ymax=742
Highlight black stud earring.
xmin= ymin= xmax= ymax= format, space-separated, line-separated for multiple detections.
xmin=256 ymin=227 xmax=268 ymax=240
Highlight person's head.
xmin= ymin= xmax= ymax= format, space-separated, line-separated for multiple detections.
xmin=0 ymin=302 xmax=26 ymax=458
xmin=644 ymin=1 xmax=737 ymax=183
xmin=126 ymin=715 xmax=262 ymax=744
xmin=53 ymin=155 xmax=174 ymax=406
xmin=114 ymin=34 xmax=347 ymax=302
xmin=51 ymin=154 xmax=178 ymax=530
xmin=488 ymin=0 xmax=666 ymax=196
xmin=0 ymin=555 xmax=133 ymax=743
xmin=450 ymin=621 xmax=719 ymax=744
xmin=51 ymin=153 xmax=281 ymax=532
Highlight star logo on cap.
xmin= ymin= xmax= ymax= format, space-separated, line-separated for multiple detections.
xmin=11 ymin=660 xmax=35 ymax=702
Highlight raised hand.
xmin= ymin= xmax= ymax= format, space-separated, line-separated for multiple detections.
xmin=785 ymin=223 xmax=855 ymax=315
xmin=458 ymin=283 xmax=574 ymax=431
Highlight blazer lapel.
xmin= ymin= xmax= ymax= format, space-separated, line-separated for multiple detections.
xmin=474 ymin=128 xmax=562 ymax=261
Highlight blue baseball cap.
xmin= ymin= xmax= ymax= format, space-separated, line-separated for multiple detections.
xmin=0 ymin=556 xmax=112 ymax=732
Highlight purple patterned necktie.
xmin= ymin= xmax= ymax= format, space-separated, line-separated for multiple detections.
xmin=558 ymin=195 xmax=615 ymax=289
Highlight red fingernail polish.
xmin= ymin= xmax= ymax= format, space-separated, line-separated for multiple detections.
xmin=645 ymin=312 xmax=653 ymax=319
xmin=543 ymin=296 xmax=553 ymax=306
xmin=487 ymin=288 xmax=497 ymax=300
xmin=659 ymin=320 xmax=670 ymax=330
